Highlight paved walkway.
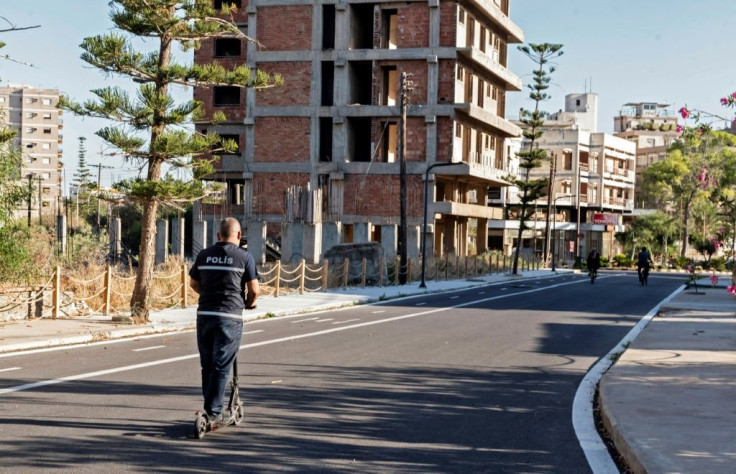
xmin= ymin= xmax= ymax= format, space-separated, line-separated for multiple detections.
xmin=1 ymin=269 xmax=735 ymax=473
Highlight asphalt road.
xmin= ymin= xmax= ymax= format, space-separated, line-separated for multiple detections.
xmin=0 ymin=272 xmax=683 ymax=473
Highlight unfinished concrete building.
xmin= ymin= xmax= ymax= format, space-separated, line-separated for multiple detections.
xmin=194 ymin=0 xmax=523 ymax=262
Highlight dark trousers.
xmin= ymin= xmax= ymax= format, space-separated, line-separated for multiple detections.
xmin=196 ymin=316 xmax=243 ymax=416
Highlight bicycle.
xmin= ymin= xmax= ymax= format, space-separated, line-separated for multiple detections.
xmin=588 ymin=268 xmax=597 ymax=284
xmin=638 ymin=266 xmax=649 ymax=286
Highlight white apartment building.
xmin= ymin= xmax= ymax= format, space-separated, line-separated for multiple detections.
xmin=0 ymin=85 xmax=63 ymax=220
xmin=492 ymin=93 xmax=635 ymax=262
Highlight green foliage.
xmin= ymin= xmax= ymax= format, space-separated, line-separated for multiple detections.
xmin=710 ymin=257 xmax=726 ymax=272
xmin=0 ymin=146 xmax=27 ymax=227
xmin=600 ymin=256 xmax=610 ymax=268
xmin=613 ymin=254 xmax=633 ymax=268
xmin=0 ymin=225 xmax=38 ymax=284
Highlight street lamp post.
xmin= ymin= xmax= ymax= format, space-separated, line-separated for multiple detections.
xmin=550 ymin=194 xmax=574 ymax=273
xmin=419 ymin=162 xmax=459 ymax=288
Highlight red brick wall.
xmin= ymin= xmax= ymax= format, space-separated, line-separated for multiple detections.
xmin=256 ymin=62 xmax=311 ymax=106
xmin=194 ymin=38 xmax=248 ymax=66
xmin=437 ymin=60 xmax=457 ymax=104
xmin=257 ymin=6 xmax=312 ymax=51
xmin=343 ymin=174 xmax=424 ymax=218
xmin=439 ymin=2 xmax=458 ymax=47
xmin=436 ymin=117 xmax=454 ymax=163
xmin=406 ymin=117 xmax=427 ymax=162
xmin=397 ymin=3 xmax=429 ymax=48
xmin=254 ymin=117 xmax=310 ymax=162
xmin=400 ymin=62 xmax=427 ymax=105
xmin=253 ymin=172 xmax=309 ymax=215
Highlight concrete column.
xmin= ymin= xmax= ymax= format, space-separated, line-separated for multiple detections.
xmin=281 ymin=221 xmax=304 ymax=264
xmin=477 ymin=218 xmax=488 ymax=255
xmin=322 ymin=221 xmax=342 ymax=256
xmin=303 ymin=222 xmax=323 ymax=264
xmin=380 ymin=224 xmax=397 ymax=258
xmin=109 ymin=217 xmax=121 ymax=261
xmin=353 ymin=221 xmax=371 ymax=243
xmin=56 ymin=214 xmax=67 ymax=257
xmin=155 ymin=219 xmax=169 ymax=264
xmin=425 ymin=224 xmax=436 ymax=258
xmin=407 ymin=225 xmax=421 ymax=259
xmin=171 ymin=217 xmax=185 ymax=258
xmin=208 ymin=218 xmax=218 ymax=247
xmin=192 ymin=220 xmax=207 ymax=258
xmin=246 ymin=221 xmax=267 ymax=264
xmin=445 ymin=218 xmax=458 ymax=256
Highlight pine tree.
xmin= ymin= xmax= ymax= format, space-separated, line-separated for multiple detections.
xmin=60 ymin=1 xmax=282 ymax=321
xmin=510 ymin=43 xmax=563 ymax=275
xmin=72 ymin=136 xmax=93 ymax=191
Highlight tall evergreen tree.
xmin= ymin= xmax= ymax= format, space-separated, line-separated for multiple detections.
xmin=510 ymin=43 xmax=563 ymax=275
xmin=61 ymin=1 xmax=282 ymax=321
xmin=72 ymin=136 xmax=93 ymax=191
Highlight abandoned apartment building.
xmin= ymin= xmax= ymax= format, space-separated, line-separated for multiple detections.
xmin=193 ymin=0 xmax=524 ymax=263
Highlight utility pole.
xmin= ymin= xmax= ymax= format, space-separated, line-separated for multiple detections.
xmin=37 ymin=175 xmax=43 ymax=226
xmin=398 ymin=72 xmax=412 ymax=285
xmin=543 ymin=152 xmax=557 ymax=264
xmin=26 ymin=173 xmax=34 ymax=228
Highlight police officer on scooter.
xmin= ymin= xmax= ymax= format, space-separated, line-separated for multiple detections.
xmin=189 ymin=217 xmax=259 ymax=424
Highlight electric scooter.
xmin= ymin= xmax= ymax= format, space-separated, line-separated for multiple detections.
xmin=194 ymin=358 xmax=244 ymax=439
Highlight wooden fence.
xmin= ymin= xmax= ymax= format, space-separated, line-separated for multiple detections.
xmin=0 ymin=254 xmax=539 ymax=320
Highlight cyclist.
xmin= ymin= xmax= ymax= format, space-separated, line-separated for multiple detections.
xmin=637 ymin=246 xmax=653 ymax=285
xmin=586 ymin=248 xmax=601 ymax=283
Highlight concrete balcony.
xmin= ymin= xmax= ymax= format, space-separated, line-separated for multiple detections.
xmin=455 ymin=103 xmax=521 ymax=138
xmin=457 ymin=47 xmax=522 ymax=91
xmin=465 ymin=0 xmax=524 ymax=43
xmin=432 ymin=200 xmax=505 ymax=220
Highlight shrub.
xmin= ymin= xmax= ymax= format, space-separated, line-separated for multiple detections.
xmin=613 ymin=254 xmax=633 ymax=267
xmin=600 ymin=256 xmax=610 ymax=268
xmin=710 ymin=257 xmax=726 ymax=272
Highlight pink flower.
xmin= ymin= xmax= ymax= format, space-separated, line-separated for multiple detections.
xmin=679 ymin=107 xmax=690 ymax=119
xmin=676 ymin=124 xmax=684 ymax=133
xmin=728 ymin=285 xmax=736 ymax=296
xmin=710 ymin=274 xmax=719 ymax=286
xmin=732 ymin=92 xmax=736 ymax=99
xmin=698 ymin=167 xmax=708 ymax=182
xmin=721 ymin=97 xmax=729 ymax=105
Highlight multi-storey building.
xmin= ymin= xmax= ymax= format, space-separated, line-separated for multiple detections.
xmin=613 ymin=102 xmax=678 ymax=208
xmin=493 ymin=93 xmax=635 ymax=262
xmin=0 ymin=85 xmax=63 ymax=220
xmin=194 ymin=0 xmax=523 ymax=262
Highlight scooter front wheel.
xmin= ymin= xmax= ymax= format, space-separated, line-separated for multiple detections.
xmin=194 ymin=412 xmax=208 ymax=439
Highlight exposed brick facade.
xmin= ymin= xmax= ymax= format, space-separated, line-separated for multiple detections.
xmin=256 ymin=6 xmax=313 ymax=51
xmin=343 ymin=174 xmax=424 ymax=218
xmin=255 ymin=62 xmax=312 ymax=106
xmin=253 ymin=172 xmax=309 ymax=215
xmin=439 ymin=2 xmax=458 ymax=47
xmin=396 ymin=3 xmax=430 ymax=48
xmin=254 ymin=117 xmax=310 ymax=162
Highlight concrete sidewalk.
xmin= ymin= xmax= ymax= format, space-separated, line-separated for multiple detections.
xmin=599 ymin=279 xmax=736 ymax=473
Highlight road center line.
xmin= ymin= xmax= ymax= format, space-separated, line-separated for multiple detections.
xmin=0 ymin=279 xmax=584 ymax=396
xmin=132 ymin=345 xmax=165 ymax=352
xmin=0 ymin=367 xmax=21 ymax=373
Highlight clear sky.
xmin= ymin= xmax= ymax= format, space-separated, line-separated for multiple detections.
xmin=2 ymin=1 xmax=735 ymax=194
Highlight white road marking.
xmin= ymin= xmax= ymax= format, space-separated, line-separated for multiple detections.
xmin=415 ymin=302 xmax=427 ymax=306
xmin=572 ymin=284 xmax=684 ymax=474
xmin=132 ymin=345 xmax=165 ymax=352
xmin=371 ymin=310 xmax=385 ymax=314
xmin=243 ymin=330 xmax=263 ymax=335
xmin=332 ymin=319 xmax=360 ymax=325
xmin=0 ymin=278 xmax=587 ymax=396
xmin=291 ymin=317 xmax=319 ymax=323
xmin=0 ymin=367 xmax=21 ymax=373
xmin=316 ymin=319 xmax=334 ymax=323
xmin=500 ymin=287 xmax=508 ymax=290
xmin=449 ymin=296 xmax=459 ymax=299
